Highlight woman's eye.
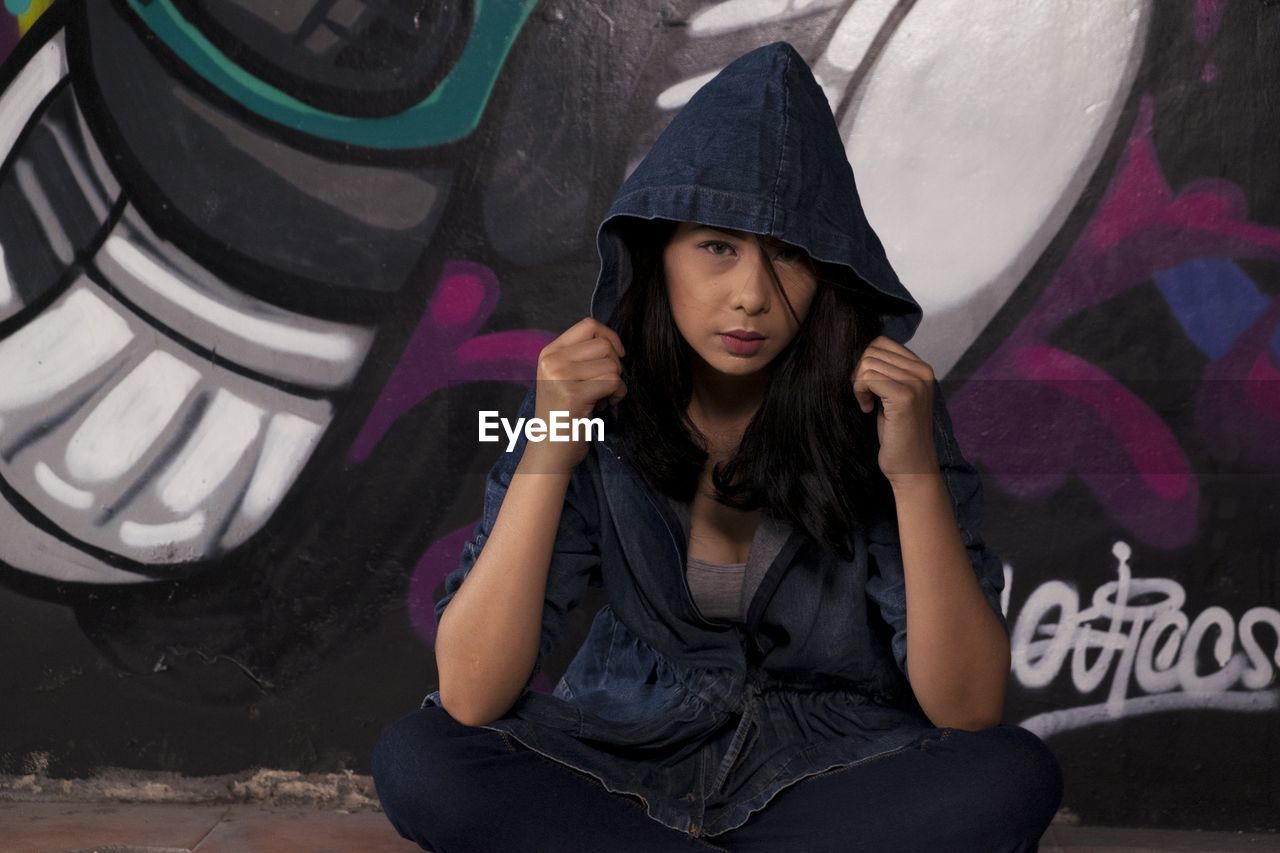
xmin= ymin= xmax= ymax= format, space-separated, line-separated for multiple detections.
xmin=701 ymin=241 xmax=736 ymax=257
xmin=775 ymin=248 xmax=804 ymax=263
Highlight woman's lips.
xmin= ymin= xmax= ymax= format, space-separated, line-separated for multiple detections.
xmin=720 ymin=333 xmax=765 ymax=356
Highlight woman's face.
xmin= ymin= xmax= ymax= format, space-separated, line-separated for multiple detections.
xmin=663 ymin=221 xmax=819 ymax=377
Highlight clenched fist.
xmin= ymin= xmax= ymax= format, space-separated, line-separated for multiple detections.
xmin=526 ymin=317 xmax=628 ymax=472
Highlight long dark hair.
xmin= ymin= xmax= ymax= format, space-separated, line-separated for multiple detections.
xmin=606 ymin=216 xmax=894 ymax=561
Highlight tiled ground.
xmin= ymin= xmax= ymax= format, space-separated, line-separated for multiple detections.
xmin=1 ymin=803 xmax=1276 ymax=852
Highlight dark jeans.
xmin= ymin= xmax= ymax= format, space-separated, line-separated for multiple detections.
xmin=372 ymin=705 xmax=1063 ymax=852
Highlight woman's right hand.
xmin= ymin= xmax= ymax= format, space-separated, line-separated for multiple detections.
xmin=527 ymin=317 xmax=628 ymax=472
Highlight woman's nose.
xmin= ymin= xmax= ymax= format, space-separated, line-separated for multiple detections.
xmin=731 ymin=247 xmax=774 ymax=312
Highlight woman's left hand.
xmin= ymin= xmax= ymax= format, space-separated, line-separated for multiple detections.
xmin=851 ymin=336 xmax=940 ymax=487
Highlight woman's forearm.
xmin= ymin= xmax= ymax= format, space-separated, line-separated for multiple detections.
xmin=435 ymin=445 xmax=573 ymax=727
xmin=892 ymin=472 xmax=1010 ymax=730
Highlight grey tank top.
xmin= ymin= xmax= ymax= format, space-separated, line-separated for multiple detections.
xmin=665 ymin=496 xmax=790 ymax=623
xmin=686 ymin=556 xmax=748 ymax=621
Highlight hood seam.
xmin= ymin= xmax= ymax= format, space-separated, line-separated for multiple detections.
xmin=766 ymin=47 xmax=792 ymax=234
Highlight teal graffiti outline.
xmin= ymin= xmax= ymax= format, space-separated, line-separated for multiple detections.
xmin=123 ymin=0 xmax=538 ymax=148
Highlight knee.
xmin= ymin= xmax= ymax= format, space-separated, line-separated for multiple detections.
xmin=371 ymin=707 xmax=473 ymax=827
xmin=979 ymin=724 xmax=1064 ymax=833
xmin=371 ymin=710 xmax=427 ymax=822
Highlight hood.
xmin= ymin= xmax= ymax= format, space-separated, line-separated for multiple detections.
xmin=588 ymin=41 xmax=922 ymax=345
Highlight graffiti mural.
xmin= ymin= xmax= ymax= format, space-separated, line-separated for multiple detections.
xmin=1 ymin=0 xmax=1276 ymax=832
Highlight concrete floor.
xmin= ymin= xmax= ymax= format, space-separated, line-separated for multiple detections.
xmin=1 ymin=802 xmax=1277 ymax=852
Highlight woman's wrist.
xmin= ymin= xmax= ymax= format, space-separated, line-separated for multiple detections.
xmin=886 ymin=470 xmax=948 ymax=504
xmin=517 ymin=441 xmax=583 ymax=477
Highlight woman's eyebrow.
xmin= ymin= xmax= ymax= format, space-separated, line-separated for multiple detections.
xmin=696 ymin=225 xmax=751 ymax=239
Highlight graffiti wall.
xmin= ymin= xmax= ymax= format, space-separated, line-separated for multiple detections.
xmin=1 ymin=0 xmax=1275 ymax=831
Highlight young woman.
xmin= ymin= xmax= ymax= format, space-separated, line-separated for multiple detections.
xmin=373 ymin=41 xmax=1063 ymax=852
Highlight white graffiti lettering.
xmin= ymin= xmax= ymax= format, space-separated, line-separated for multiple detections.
xmin=1010 ymin=541 xmax=1280 ymax=738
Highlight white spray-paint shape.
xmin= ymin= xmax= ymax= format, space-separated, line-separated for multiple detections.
xmin=217 ymin=409 xmax=328 ymax=551
xmin=0 ymin=34 xmax=66 ymax=167
xmin=0 ymin=244 xmax=13 ymax=311
xmin=120 ymin=509 xmax=206 ymax=550
xmin=154 ymin=386 xmax=265 ymax=515
xmin=104 ymin=236 xmax=364 ymax=365
xmin=33 ymin=460 xmax=94 ymax=510
xmin=64 ymin=349 xmax=201 ymax=484
xmin=0 ymin=286 xmax=134 ymax=417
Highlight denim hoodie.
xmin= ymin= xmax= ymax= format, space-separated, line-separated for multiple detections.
xmin=421 ymin=41 xmax=1008 ymax=839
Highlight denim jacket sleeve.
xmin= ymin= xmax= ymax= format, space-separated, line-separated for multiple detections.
xmin=433 ymin=383 xmax=603 ymax=691
xmin=864 ymin=379 xmax=1009 ymax=681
